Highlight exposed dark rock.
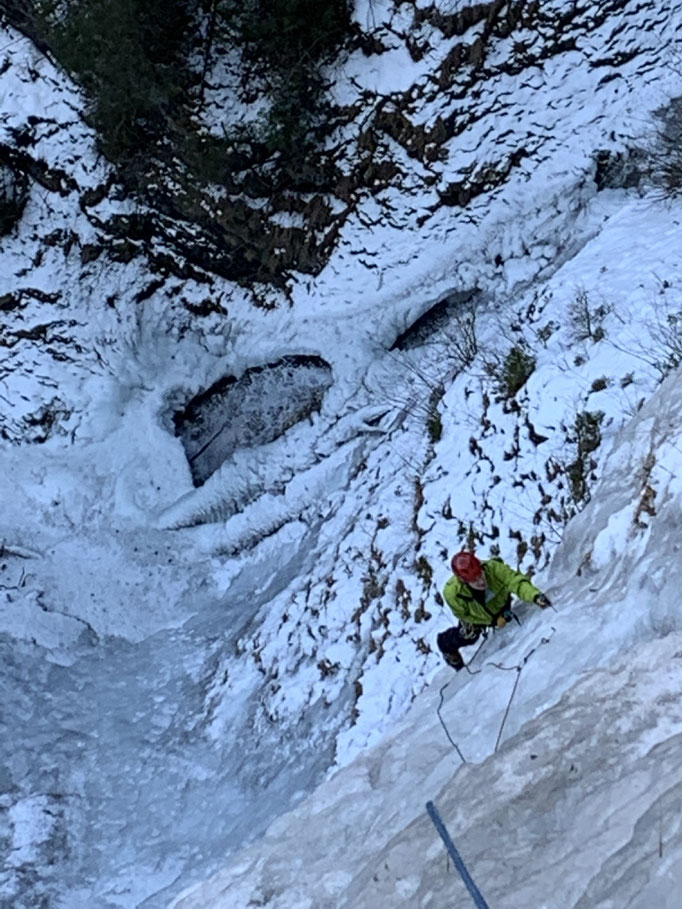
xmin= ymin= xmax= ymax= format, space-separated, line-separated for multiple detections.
xmin=391 ymin=290 xmax=480 ymax=350
xmin=0 ymin=143 xmax=76 ymax=196
xmin=2 ymin=0 xmax=664 ymax=287
xmin=79 ymin=243 xmax=103 ymax=264
xmin=593 ymin=149 xmax=643 ymax=191
xmin=0 ymin=160 xmax=29 ymax=235
xmin=173 ymin=356 xmax=334 ymax=485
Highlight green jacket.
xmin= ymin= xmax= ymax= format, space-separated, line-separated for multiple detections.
xmin=443 ymin=559 xmax=541 ymax=626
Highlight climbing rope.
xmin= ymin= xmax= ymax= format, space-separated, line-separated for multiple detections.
xmin=437 ymin=681 xmax=467 ymax=764
xmin=494 ymin=668 xmax=522 ymax=752
xmin=436 ymin=635 xmax=488 ymax=763
xmin=437 ymin=627 xmax=556 ymax=759
xmin=429 ymin=627 xmax=558 ymax=907
xmin=426 ymin=800 xmax=491 ymax=909
xmin=492 ymin=626 xmax=556 ymax=751
xmin=463 ymin=634 xmax=489 ymax=676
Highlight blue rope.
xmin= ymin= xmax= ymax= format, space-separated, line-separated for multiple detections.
xmin=426 ymin=801 xmax=491 ymax=909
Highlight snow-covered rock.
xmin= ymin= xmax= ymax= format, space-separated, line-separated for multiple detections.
xmin=3 ymin=2 xmax=682 ymax=907
xmin=171 ymin=363 xmax=682 ymax=907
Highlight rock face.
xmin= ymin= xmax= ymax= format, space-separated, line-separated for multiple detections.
xmin=2 ymin=0 xmax=674 ymax=289
xmin=153 ymin=0 xmax=679 ymax=285
xmin=173 ymin=356 xmax=333 ymax=485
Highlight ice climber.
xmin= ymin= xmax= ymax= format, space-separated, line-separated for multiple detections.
xmin=437 ymin=551 xmax=551 ymax=671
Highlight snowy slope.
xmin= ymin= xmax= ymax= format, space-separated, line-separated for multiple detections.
xmin=172 ymin=366 xmax=682 ymax=908
xmin=172 ymin=631 xmax=682 ymax=909
xmin=3 ymin=2 xmax=682 ymax=907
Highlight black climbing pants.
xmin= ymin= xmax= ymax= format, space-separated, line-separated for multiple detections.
xmin=436 ymin=623 xmax=482 ymax=658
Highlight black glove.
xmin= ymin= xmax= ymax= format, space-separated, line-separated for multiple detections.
xmin=534 ymin=593 xmax=551 ymax=609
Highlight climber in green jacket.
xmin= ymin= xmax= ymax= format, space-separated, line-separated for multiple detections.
xmin=437 ymin=550 xmax=551 ymax=671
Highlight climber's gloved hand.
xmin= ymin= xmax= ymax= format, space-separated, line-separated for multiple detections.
xmin=496 ymin=608 xmax=514 ymax=628
xmin=534 ymin=593 xmax=551 ymax=609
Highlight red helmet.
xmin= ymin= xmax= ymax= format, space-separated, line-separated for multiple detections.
xmin=451 ymin=551 xmax=483 ymax=582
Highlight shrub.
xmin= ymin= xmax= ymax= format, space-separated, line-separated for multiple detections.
xmin=427 ymin=410 xmax=442 ymax=443
xmin=426 ymin=384 xmax=444 ymax=443
xmin=592 ymin=148 xmax=643 ymax=191
xmin=613 ymin=293 xmax=682 ymax=382
xmin=649 ymin=308 xmax=682 ymax=378
xmin=234 ymin=0 xmax=351 ymax=62
xmin=443 ymin=300 xmax=478 ymax=373
xmin=565 ymin=410 xmax=604 ymax=504
xmin=230 ymin=0 xmax=353 ymax=164
xmin=589 ymin=376 xmax=609 ymax=393
xmin=261 ymin=70 xmax=320 ymax=159
xmin=415 ymin=556 xmax=433 ymax=586
xmin=569 ymin=289 xmax=610 ymax=343
xmin=45 ymin=0 xmax=196 ymax=162
xmin=498 ymin=344 xmax=536 ymax=397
